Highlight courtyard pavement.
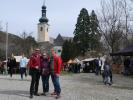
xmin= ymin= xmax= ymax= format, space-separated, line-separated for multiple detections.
xmin=0 ymin=73 xmax=133 ymax=100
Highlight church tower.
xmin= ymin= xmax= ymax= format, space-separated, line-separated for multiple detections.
xmin=38 ymin=1 xmax=49 ymax=42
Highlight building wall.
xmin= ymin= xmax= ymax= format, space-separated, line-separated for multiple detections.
xmin=38 ymin=23 xmax=49 ymax=42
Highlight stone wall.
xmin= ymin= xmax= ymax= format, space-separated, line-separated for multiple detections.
xmin=112 ymin=64 xmax=123 ymax=74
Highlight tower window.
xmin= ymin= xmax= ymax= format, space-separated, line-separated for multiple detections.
xmin=58 ymin=50 xmax=61 ymax=53
xmin=40 ymin=27 xmax=43 ymax=31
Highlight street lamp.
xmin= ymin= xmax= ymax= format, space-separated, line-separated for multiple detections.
xmin=5 ymin=23 xmax=8 ymax=75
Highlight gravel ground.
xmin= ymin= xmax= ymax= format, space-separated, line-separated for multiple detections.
xmin=0 ymin=73 xmax=133 ymax=100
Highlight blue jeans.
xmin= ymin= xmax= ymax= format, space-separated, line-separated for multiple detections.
xmin=41 ymin=74 xmax=50 ymax=93
xmin=51 ymin=74 xmax=61 ymax=95
xmin=20 ymin=68 xmax=27 ymax=79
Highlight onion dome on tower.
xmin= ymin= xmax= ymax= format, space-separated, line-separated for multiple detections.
xmin=39 ymin=2 xmax=49 ymax=23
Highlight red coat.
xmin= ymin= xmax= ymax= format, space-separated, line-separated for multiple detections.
xmin=28 ymin=53 xmax=41 ymax=69
xmin=53 ymin=54 xmax=62 ymax=74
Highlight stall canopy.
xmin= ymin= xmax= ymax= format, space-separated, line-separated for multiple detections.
xmin=67 ymin=59 xmax=76 ymax=64
xmin=82 ymin=58 xmax=96 ymax=62
xmin=67 ymin=58 xmax=81 ymax=64
xmin=110 ymin=45 xmax=133 ymax=56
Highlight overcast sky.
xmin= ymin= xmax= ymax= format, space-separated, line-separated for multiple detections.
xmin=0 ymin=0 xmax=101 ymax=39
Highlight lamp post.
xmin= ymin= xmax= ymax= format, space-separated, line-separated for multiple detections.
xmin=5 ymin=23 xmax=8 ymax=75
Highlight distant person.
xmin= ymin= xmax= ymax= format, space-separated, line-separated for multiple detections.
xmin=77 ymin=63 xmax=81 ymax=73
xmin=28 ymin=48 xmax=41 ymax=98
xmin=7 ymin=54 xmax=16 ymax=77
xmin=98 ymin=57 xmax=102 ymax=75
xmin=50 ymin=48 xmax=62 ymax=99
xmin=95 ymin=58 xmax=99 ymax=75
xmin=101 ymin=57 xmax=106 ymax=76
xmin=0 ymin=61 xmax=5 ymax=74
xmin=40 ymin=52 xmax=50 ymax=96
xmin=19 ymin=54 xmax=28 ymax=79
xmin=129 ymin=56 xmax=133 ymax=75
xmin=0 ymin=60 xmax=3 ymax=74
xmin=123 ymin=57 xmax=130 ymax=76
xmin=103 ymin=58 xmax=112 ymax=85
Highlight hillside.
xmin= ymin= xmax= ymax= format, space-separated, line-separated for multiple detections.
xmin=0 ymin=31 xmax=37 ymax=59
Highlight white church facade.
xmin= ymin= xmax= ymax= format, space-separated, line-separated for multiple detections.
xmin=38 ymin=2 xmax=49 ymax=42
xmin=37 ymin=2 xmax=72 ymax=56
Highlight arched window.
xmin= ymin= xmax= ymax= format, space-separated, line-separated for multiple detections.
xmin=40 ymin=27 xmax=43 ymax=31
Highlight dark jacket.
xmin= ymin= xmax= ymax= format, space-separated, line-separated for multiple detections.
xmin=8 ymin=58 xmax=16 ymax=69
xmin=41 ymin=58 xmax=50 ymax=75
xmin=124 ymin=58 xmax=130 ymax=68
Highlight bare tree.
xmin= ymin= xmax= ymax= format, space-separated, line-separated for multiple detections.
xmin=19 ymin=31 xmax=38 ymax=56
xmin=119 ymin=0 xmax=133 ymax=44
xmin=99 ymin=0 xmax=132 ymax=53
xmin=0 ymin=21 xmax=3 ymax=31
xmin=20 ymin=31 xmax=28 ymax=39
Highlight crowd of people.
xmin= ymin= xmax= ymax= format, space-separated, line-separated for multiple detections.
xmin=62 ymin=56 xmax=113 ymax=86
xmin=28 ymin=48 xmax=62 ymax=99
xmin=64 ymin=63 xmax=81 ymax=73
xmin=3 ymin=49 xmax=133 ymax=98
xmin=3 ymin=48 xmax=62 ymax=99
xmin=94 ymin=57 xmax=113 ymax=85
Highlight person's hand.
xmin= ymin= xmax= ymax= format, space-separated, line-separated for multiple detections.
xmin=55 ymin=74 xmax=60 ymax=77
xmin=35 ymin=66 xmax=39 ymax=69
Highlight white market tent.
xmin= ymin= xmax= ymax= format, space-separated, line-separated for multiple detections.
xmin=3 ymin=56 xmax=29 ymax=63
xmin=14 ymin=56 xmax=29 ymax=63
xmin=82 ymin=58 xmax=96 ymax=62
xmin=67 ymin=59 xmax=76 ymax=64
xmin=67 ymin=58 xmax=81 ymax=64
xmin=74 ymin=58 xmax=81 ymax=63
xmin=14 ymin=56 xmax=22 ymax=62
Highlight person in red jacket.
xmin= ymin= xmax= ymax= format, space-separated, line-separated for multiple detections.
xmin=28 ymin=48 xmax=41 ymax=98
xmin=50 ymin=48 xmax=62 ymax=99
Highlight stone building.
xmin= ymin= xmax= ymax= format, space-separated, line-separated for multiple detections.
xmin=37 ymin=2 xmax=72 ymax=55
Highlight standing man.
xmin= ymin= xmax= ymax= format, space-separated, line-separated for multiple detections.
xmin=124 ymin=57 xmax=130 ymax=76
xmin=50 ymin=48 xmax=62 ymax=99
xmin=28 ymin=48 xmax=41 ymax=98
xmin=8 ymin=54 xmax=16 ymax=77
xmin=98 ymin=57 xmax=102 ymax=75
xmin=103 ymin=58 xmax=112 ymax=85
xmin=19 ymin=54 xmax=28 ymax=79
xmin=95 ymin=58 xmax=99 ymax=75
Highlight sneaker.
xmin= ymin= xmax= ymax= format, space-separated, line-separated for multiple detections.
xmin=51 ymin=92 xmax=56 ymax=95
xmin=29 ymin=95 xmax=33 ymax=99
xmin=108 ymin=83 xmax=112 ymax=86
xmin=55 ymin=95 xmax=61 ymax=99
xmin=34 ymin=93 xmax=40 ymax=96
xmin=41 ymin=93 xmax=45 ymax=95
xmin=41 ymin=92 xmax=48 ymax=96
